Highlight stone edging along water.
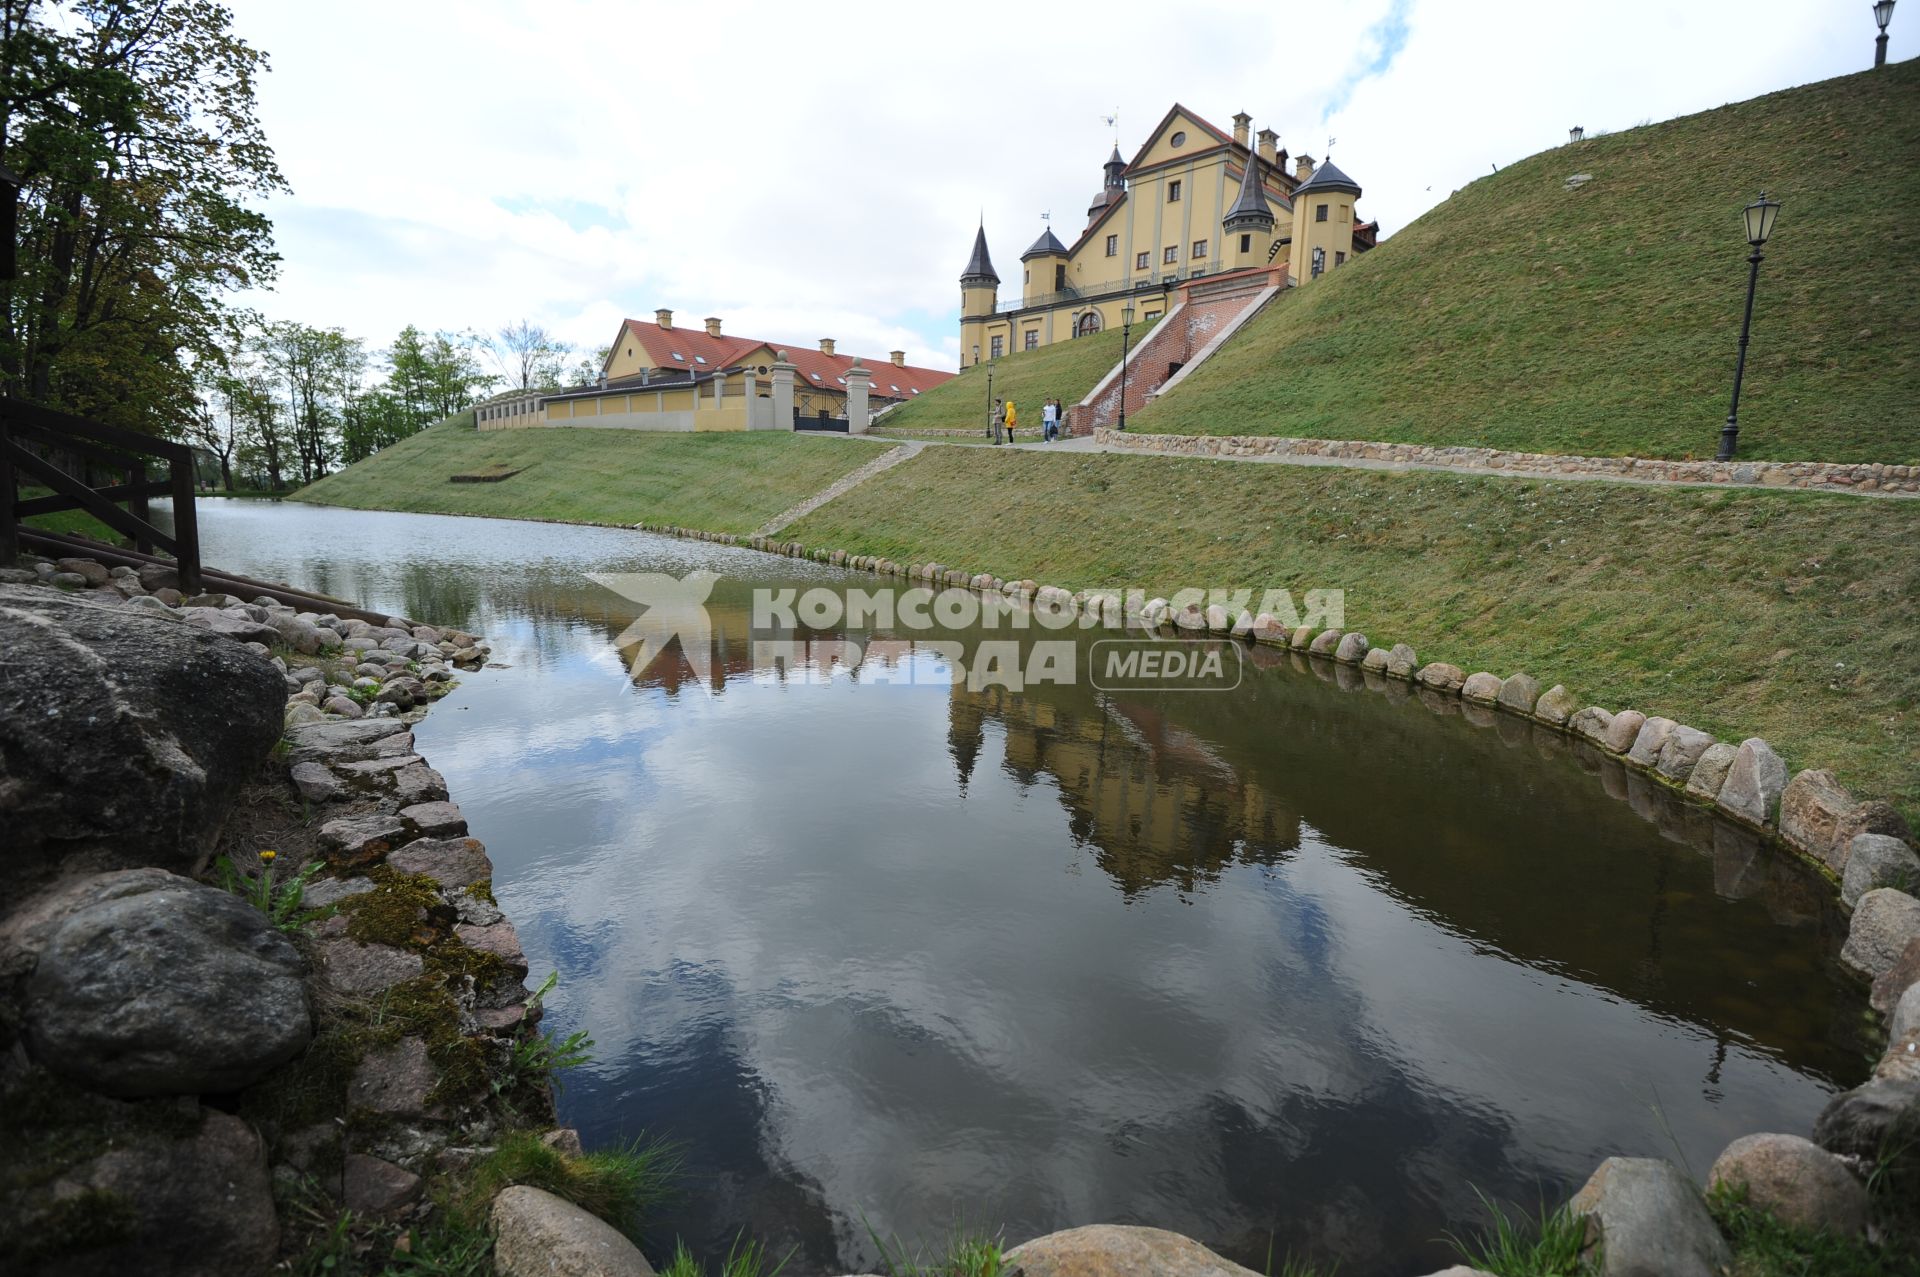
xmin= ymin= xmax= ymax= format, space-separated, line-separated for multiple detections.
xmin=1090 ymin=427 xmax=1920 ymax=497
xmin=632 ymin=515 xmax=1920 ymax=1256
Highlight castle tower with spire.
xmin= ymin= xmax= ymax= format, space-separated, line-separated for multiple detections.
xmin=957 ymin=105 xmax=1377 ymax=365
xmin=958 ymin=223 xmax=1000 ymax=368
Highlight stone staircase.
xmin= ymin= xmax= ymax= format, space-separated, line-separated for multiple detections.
xmin=754 ymin=441 xmax=924 ymax=537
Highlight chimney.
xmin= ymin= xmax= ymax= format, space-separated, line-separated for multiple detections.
xmin=818 ymin=338 xmax=836 ymax=355
xmin=655 ymin=308 xmax=674 ymax=330
xmin=889 ymin=350 xmax=906 ymax=367
xmin=1256 ymin=128 xmax=1279 ymax=167
xmin=704 ymin=316 xmax=722 ymax=337
xmin=1231 ymin=112 xmax=1251 ymax=147
xmin=1296 ymin=154 xmax=1315 ymax=181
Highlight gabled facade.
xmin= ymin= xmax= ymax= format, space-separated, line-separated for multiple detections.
xmin=959 ymin=105 xmax=1379 ymax=365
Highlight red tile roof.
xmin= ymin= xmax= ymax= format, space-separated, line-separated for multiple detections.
xmin=615 ymin=319 xmax=952 ymax=400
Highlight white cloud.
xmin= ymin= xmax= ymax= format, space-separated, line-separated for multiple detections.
xmin=226 ymin=0 xmax=1905 ymax=372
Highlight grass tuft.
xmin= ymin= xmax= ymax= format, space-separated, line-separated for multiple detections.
xmin=1709 ymin=1181 xmax=1920 ymax=1277
xmin=1442 ymin=1187 xmax=1587 ymax=1277
xmin=459 ymin=1129 xmax=683 ymax=1241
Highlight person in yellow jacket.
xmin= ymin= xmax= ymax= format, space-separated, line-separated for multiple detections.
xmin=1004 ymin=399 xmax=1018 ymax=443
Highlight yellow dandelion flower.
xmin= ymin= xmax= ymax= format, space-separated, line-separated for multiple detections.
xmin=259 ymin=849 xmax=277 ymax=862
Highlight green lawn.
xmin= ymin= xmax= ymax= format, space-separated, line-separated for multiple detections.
xmin=875 ymin=322 xmax=1153 ymax=433
xmin=1135 ymin=61 xmax=1920 ymax=463
xmin=292 ymin=413 xmax=891 ymax=534
xmin=786 ymin=446 xmax=1920 ymax=823
xmin=19 ymin=487 xmax=130 ymax=547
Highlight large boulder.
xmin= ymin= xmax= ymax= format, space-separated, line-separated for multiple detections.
xmin=36 ymin=1110 xmax=277 ymax=1277
xmin=1624 ymin=716 xmax=1676 ymax=768
xmin=1497 ymin=673 xmax=1542 ymax=716
xmin=1533 ymin=684 xmax=1578 ymax=726
xmin=1684 ymin=742 xmax=1739 ymax=801
xmin=490 ymin=1185 xmax=655 ymax=1277
xmin=1780 ymin=769 xmax=1865 ymax=871
xmin=1841 ymin=889 xmax=1920 ymax=980
xmin=1706 ymin=1133 xmax=1868 ymax=1236
xmin=0 ymin=586 xmax=285 ymax=887
xmin=1813 ymin=1077 xmax=1920 ymax=1161
xmin=1841 ymin=834 xmax=1920 ymax=909
xmin=1654 ymin=726 xmax=1717 ymax=783
xmin=1874 ymin=938 xmax=1920 ymax=1015
xmin=1461 ymin=672 xmax=1502 ymax=704
xmin=1005 ymin=1224 xmax=1260 ymax=1277
xmin=1416 ymin=662 xmax=1466 ymax=693
xmin=1568 ymin=1157 xmax=1729 ymax=1277
xmin=1716 ymin=738 xmax=1788 ymax=829
xmin=23 ymin=873 xmax=310 ymax=1096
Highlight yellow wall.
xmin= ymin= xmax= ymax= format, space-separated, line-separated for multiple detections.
xmin=965 ymin=108 xmax=1299 ymax=364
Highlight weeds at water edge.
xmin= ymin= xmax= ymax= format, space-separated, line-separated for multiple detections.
xmin=657 ymin=1234 xmax=794 ymax=1277
xmin=214 ymin=849 xmax=320 ymax=931
xmin=1442 ymin=1187 xmax=1586 ymax=1277
xmin=861 ymin=1217 xmax=1014 ymax=1277
xmin=458 ymin=1129 xmax=683 ymax=1241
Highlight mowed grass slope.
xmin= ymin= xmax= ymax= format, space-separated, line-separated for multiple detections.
xmin=788 ymin=447 xmax=1920 ymax=822
xmin=293 ymin=414 xmax=890 ymax=534
xmin=874 ymin=322 xmax=1152 ymax=433
xmin=1137 ymin=62 xmax=1920 ymax=463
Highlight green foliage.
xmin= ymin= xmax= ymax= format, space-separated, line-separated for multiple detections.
xmin=213 ymin=850 xmax=320 ymax=931
xmin=659 ymin=1234 xmax=795 ymax=1277
xmin=1708 ymin=1182 xmax=1920 ymax=1277
xmin=293 ymin=418 xmax=892 ymax=534
xmin=863 ymin=1220 xmax=1012 ymax=1277
xmin=495 ymin=972 xmax=594 ymax=1098
xmin=459 ymin=1130 xmax=684 ymax=1242
xmin=0 ymin=0 xmax=285 ymax=432
xmin=875 ymin=323 xmax=1153 ymax=434
xmin=1136 ymin=62 xmax=1920 ymax=463
xmin=786 ymin=444 xmax=1920 ymax=825
xmin=1443 ymin=1188 xmax=1587 ymax=1277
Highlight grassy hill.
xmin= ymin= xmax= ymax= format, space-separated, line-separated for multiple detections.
xmin=1136 ymin=62 xmax=1920 ymax=463
xmin=874 ymin=322 xmax=1153 ymax=434
xmin=292 ymin=413 xmax=889 ymax=534
xmin=786 ymin=446 xmax=1920 ymax=823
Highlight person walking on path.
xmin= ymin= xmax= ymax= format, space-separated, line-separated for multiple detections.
xmin=1005 ymin=398 xmax=1019 ymax=443
xmin=991 ymin=398 xmax=1005 ymax=445
xmin=1042 ymin=398 xmax=1059 ymax=442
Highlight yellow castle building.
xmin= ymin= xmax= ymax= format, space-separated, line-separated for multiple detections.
xmin=959 ymin=105 xmax=1377 ymax=364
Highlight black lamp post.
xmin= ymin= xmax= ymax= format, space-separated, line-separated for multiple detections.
xmin=1117 ymin=302 xmax=1136 ymax=432
xmin=1717 ymin=192 xmax=1781 ymax=463
xmin=984 ymin=360 xmax=994 ymax=440
xmin=1875 ymin=0 xmax=1896 ymax=66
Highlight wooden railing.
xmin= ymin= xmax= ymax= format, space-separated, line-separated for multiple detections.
xmin=0 ymin=397 xmax=201 ymax=593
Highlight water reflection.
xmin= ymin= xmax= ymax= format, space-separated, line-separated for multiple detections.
xmin=175 ymin=502 xmax=1866 ymax=1275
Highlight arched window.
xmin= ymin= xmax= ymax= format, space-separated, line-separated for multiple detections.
xmin=1076 ymin=311 xmax=1102 ymax=336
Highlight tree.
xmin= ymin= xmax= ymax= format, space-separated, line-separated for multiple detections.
xmin=567 ymin=345 xmax=610 ymax=387
xmin=489 ymin=318 xmax=566 ymax=391
xmin=261 ymin=320 xmax=360 ymax=483
xmin=0 ymin=0 xmax=285 ymax=434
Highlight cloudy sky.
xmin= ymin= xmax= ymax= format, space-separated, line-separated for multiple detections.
xmin=226 ymin=0 xmax=1908 ymax=374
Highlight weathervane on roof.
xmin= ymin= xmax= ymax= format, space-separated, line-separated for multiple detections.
xmin=1326 ymin=136 xmax=1337 ymax=158
xmin=1101 ymin=110 xmax=1119 ymax=145
xmin=1040 ymin=211 xmax=1051 ymax=222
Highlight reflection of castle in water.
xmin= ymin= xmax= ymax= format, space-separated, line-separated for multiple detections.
xmin=949 ymin=681 xmax=1302 ymax=897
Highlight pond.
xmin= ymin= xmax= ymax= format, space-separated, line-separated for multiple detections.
xmin=172 ymin=498 xmax=1867 ymax=1274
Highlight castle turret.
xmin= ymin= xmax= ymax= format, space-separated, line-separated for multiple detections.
xmin=1020 ymin=226 xmax=1070 ymax=302
xmin=1223 ymin=126 xmax=1276 ymax=272
xmin=1086 ymin=144 xmax=1127 ymax=227
xmin=1286 ymin=158 xmax=1362 ymax=285
xmin=960 ymin=223 xmax=1000 ymax=366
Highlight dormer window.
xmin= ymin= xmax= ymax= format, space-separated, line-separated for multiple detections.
xmin=836 ymin=377 xmax=846 ymax=385
xmin=694 ymin=356 xmax=707 ymax=364
xmin=671 ymin=352 xmax=686 ymax=361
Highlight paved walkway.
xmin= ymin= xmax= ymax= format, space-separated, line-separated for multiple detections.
xmin=754 ymin=441 xmax=924 ymax=537
xmin=782 ymin=429 xmax=1915 ymax=505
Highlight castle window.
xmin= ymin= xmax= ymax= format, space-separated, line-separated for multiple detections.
xmin=1055 ymin=264 xmax=1066 ymax=290
xmin=1168 ymin=180 xmax=1182 ymax=203
xmin=991 ymin=335 xmax=1004 ymax=357
xmin=1076 ymin=311 xmax=1102 ymax=336
xmin=1312 ymin=246 xmax=1326 ymax=278
xmin=1335 ymin=251 xmax=1347 ymax=266
xmin=1340 ymin=204 xmax=1350 ymax=222
xmin=1239 ymin=233 xmax=1251 ymax=253
xmin=1163 ymin=246 xmax=1178 ymax=265
xmin=1316 ymin=203 xmax=1328 ymax=222
xmin=1191 ymin=239 xmax=1208 ymax=259
xmin=1105 ymin=234 xmax=1117 ymax=256
xmin=1144 ymin=310 xmax=1162 ymax=322
xmin=1136 ymin=251 xmax=1149 ymax=270
xmin=1024 ymin=330 xmax=1039 ymax=350
xmin=1170 ymin=130 xmax=1186 ymax=147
